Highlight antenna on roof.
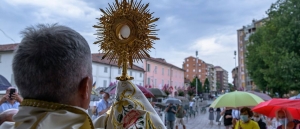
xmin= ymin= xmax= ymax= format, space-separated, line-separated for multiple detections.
xmin=0 ymin=29 xmax=16 ymax=43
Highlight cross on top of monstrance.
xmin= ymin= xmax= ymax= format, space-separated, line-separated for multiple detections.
xmin=93 ymin=0 xmax=159 ymax=81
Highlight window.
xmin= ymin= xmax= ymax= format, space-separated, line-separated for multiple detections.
xmin=193 ymin=69 xmax=195 ymax=72
xmin=193 ymin=59 xmax=195 ymax=61
xmin=162 ymin=80 xmax=164 ymax=85
xmin=130 ymin=71 xmax=132 ymax=76
xmin=186 ymin=64 xmax=189 ymax=67
xmin=139 ymin=83 xmax=142 ymax=85
xmin=104 ymin=67 xmax=108 ymax=73
xmin=118 ymin=69 xmax=121 ymax=74
xmin=162 ymin=68 xmax=164 ymax=75
xmin=186 ymin=69 xmax=189 ymax=72
xmin=186 ymin=75 xmax=189 ymax=78
xmin=199 ymin=69 xmax=201 ymax=72
xmin=147 ymin=78 xmax=150 ymax=85
xmin=103 ymin=80 xmax=107 ymax=87
xmin=0 ymin=55 xmax=1 ymax=63
xmin=154 ymin=79 xmax=157 ymax=87
xmin=155 ymin=66 xmax=157 ymax=74
xmin=147 ymin=64 xmax=150 ymax=72
xmin=168 ymin=69 xmax=170 ymax=76
xmin=187 ymin=59 xmax=189 ymax=61
xmin=140 ymin=73 xmax=142 ymax=77
xmin=199 ymin=75 xmax=201 ymax=78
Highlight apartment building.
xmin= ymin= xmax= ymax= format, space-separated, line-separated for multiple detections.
xmin=237 ymin=19 xmax=265 ymax=91
xmin=182 ymin=56 xmax=208 ymax=84
xmin=215 ymin=66 xmax=228 ymax=92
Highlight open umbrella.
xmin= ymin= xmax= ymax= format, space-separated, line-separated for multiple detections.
xmin=110 ymin=86 xmax=154 ymax=98
xmin=103 ymin=84 xmax=117 ymax=93
xmin=289 ymin=94 xmax=300 ymax=100
xmin=0 ymin=74 xmax=11 ymax=90
xmin=91 ymin=89 xmax=100 ymax=101
xmin=148 ymin=88 xmax=167 ymax=98
xmin=163 ymin=98 xmax=181 ymax=104
xmin=247 ymin=91 xmax=272 ymax=101
xmin=252 ymin=98 xmax=300 ymax=119
xmin=210 ymin=91 xmax=264 ymax=108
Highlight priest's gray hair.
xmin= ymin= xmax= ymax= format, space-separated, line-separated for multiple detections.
xmin=12 ymin=24 xmax=92 ymax=104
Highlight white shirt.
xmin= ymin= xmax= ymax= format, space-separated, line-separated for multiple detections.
xmin=189 ymin=102 xmax=194 ymax=107
xmin=232 ymin=109 xmax=240 ymax=119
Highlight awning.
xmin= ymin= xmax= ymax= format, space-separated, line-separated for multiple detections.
xmin=148 ymin=88 xmax=167 ymax=98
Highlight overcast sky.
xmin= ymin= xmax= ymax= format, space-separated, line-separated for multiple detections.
xmin=0 ymin=0 xmax=276 ymax=83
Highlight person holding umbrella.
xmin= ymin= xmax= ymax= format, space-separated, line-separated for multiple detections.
xmin=234 ymin=107 xmax=259 ymax=129
xmin=275 ymin=109 xmax=300 ymax=129
xmin=165 ymin=103 xmax=176 ymax=129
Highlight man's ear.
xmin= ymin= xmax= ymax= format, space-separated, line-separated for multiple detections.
xmin=79 ymin=77 xmax=91 ymax=99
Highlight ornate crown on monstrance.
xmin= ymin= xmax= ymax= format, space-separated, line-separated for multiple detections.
xmin=93 ymin=0 xmax=159 ymax=81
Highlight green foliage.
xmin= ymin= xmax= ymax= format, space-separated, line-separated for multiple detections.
xmin=246 ymin=0 xmax=300 ymax=97
xmin=228 ymin=83 xmax=234 ymax=92
xmin=204 ymin=78 xmax=210 ymax=93
xmin=216 ymin=82 xmax=221 ymax=92
xmin=190 ymin=77 xmax=203 ymax=94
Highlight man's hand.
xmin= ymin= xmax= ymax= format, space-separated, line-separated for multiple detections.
xmin=225 ymin=115 xmax=231 ymax=119
xmin=11 ymin=93 xmax=23 ymax=103
xmin=0 ymin=94 xmax=8 ymax=104
xmin=171 ymin=109 xmax=176 ymax=113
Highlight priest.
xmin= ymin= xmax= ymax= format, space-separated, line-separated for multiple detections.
xmin=0 ymin=24 xmax=94 ymax=129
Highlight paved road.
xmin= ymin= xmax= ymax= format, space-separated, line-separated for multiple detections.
xmin=183 ymin=100 xmax=225 ymax=129
xmin=181 ymin=100 xmax=278 ymax=129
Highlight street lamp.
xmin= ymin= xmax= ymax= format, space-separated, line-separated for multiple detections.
xmin=195 ymin=50 xmax=198 ymax=97
xmin=234 ymin=50 xmax=237 ymax=91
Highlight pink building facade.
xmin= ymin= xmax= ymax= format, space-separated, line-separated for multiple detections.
xmin=137 ymin=58 xmax=184 ymax=96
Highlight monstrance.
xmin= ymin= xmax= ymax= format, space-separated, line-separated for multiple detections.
xmin=93 ymin=0 xmax=165 ymax=129
xmin=93 ymin=0 xmax=159 ymax=81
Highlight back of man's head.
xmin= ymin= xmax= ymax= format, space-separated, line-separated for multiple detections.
xmin=12 ymin=24 xmax=92 ymax=105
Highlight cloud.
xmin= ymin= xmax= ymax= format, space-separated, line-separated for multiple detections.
xmin=4 ymin=0 xmax=100 ymax=22
xmin=0 ymin=0 xmax=277 ymax=84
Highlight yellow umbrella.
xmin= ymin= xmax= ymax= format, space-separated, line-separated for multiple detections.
xmin=210 ymin=91 xmax=264 ymax=108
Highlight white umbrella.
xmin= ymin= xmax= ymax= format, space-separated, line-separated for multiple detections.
xmin=163 ymin=98 xmax=181 ymax=104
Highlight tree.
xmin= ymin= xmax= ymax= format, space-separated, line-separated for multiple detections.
xmin=246 ymin=27 xmax=269 ymax=92
xmin=228 ymin=83 xmax=234 ymax=92
xmin=204 ymin=78 xmax=210 ymax=93
xmin=162 ymin=84 xmax=172 ymax=96
xmin=216 ymin=82 xmax=221 ymax=93
xmin=187 ymin=86 xmax=196 ymax=98
xmin=177 ymin=86 xmax=185 ymax=96
xmin=190 ymin=77 xmax=203 ymax=95
xmin=246 ymin=0 xmax=300 ymax=97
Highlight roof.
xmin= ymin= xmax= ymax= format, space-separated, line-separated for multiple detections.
xmin=146 ymin=57 xmax=184 ymax=71
xmin=92 ymin=53 xmax=145 ymax=72
xmin=0 ymin=43 xmax=19 ymax=52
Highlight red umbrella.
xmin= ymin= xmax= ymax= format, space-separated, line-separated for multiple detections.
xmin=110 ymin=86 xmax=154 ymax=98
xmin=252 ymin=99 xmax=300 ymax=119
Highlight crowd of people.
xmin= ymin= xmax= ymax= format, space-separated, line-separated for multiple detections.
xmin=206 ymin=106 xmax=300 ymax=129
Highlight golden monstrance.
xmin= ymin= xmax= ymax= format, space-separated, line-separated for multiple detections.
xmin=93 ymin=0 xmax=165 ymax=129
xmin=93 ymin=0 xmax=159 ymax=81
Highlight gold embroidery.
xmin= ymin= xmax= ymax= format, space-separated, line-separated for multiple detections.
xmin=20 ymin=99 xmax=94 ymax=129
